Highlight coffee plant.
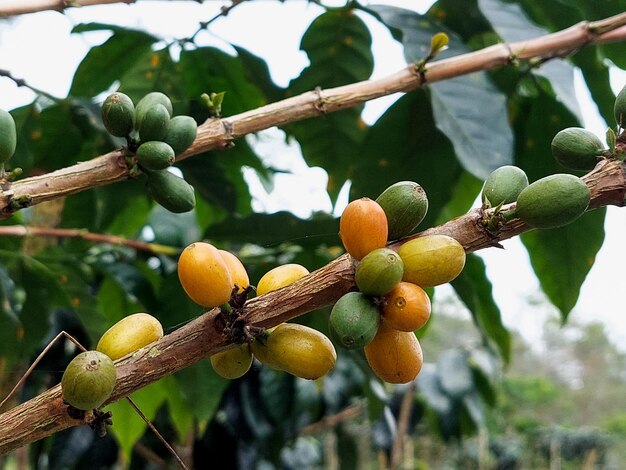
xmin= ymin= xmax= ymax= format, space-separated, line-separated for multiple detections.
xmin=0 ymin=1 xmax=626 ymax=468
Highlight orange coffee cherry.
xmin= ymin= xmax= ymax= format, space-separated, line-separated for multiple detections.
xmin=382 ymin=282 xmax=431 ymax=332
xmin=177 ymin=242 xmax=233 ymax=307
xmin=339 ymin=197 xmax=388 ymax=260
xmin=219 ymin=249 xmax=250 ymax=293
xmin=364 ymin=323 xmax=423 ymax=384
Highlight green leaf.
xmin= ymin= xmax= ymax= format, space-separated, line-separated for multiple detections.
xmin=233 ymin=46 xmax=284 ymax=103
xmin=118 ymin=48 xmax=186 ymax=111
xmin=435 ymin=171 xmax=483 ymax=225
xmin=287 ymin=9 xmax=373 ymax=201
xmin=173 ymin=361 xmax=229 ymax=422
xmin=369 ymin=4 xmax=513 ymax=179
xmin=178 ymin=140 xmax=262 ymax=217
xmin=105 ymin=379 xmax=168 ymax=460
xmin=30 ymin=102 xmax=84 ymax=170
xmin=0 ymin=265 xmax=21 ymax=362
xmin=430 ymin=76 xmax=513 ymax=178
xmin=40 ymin=250 xmax=108 ymax=344
xmin=477 ymin=0 xmax=582 ymax=121
xmin=8 ymin=103 xmax=39 ymax=173
xmin=206 ymin=211 xmax=339 ymax=248
xmin=96 ymin=276 xmax=138 ymax=326
xmin=351 ymin=92 xmax=463 ymax=231
xmin=512 ymin=90 xmax=580 ymax=181
xmin=450 ymin=254 xmax=511 ymax=363
xmin=430 ymin=32 xmax=450 ymax=55
xmin=521 ymin=208 xmax=606 ymax=319
xmin=70 ymin=29 xmax=157 ymax=97
xmin=163 ymin=375 xmax=195 ymax=441
xmin=179 ymin=47 xmax=266 ymax=116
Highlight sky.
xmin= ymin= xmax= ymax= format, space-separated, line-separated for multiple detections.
xmin=0 ymin=0 xmax=624 ymax=350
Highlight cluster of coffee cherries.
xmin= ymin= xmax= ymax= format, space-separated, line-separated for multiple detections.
xmin=101 ymin=91 xmax=198 ymax=213
xmin=329 ymin=182 xmax=466 ymax=384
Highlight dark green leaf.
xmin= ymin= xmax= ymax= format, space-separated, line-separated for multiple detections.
xmin=174 ymin=360 xmax=229 ymax=422
xmin=521 ymin=208 xmax=605 ymax=318
xmin=0 ymin=265 xmax=21 ymax=361
xmin=512 ymin=90 xmax=581 ymax=180
xmin=163 ymin=375 xmax=195 ymax=441
xmin=31 ymin=102 xmax=84 ymax=170
xmin=9 ymin=103 xmax=39 ymax=173
xmin=119 ymin=48 xmax=186 ymax=112
xmin=369 ymin=5 xmax=513 ymax=179
xmin=477 ymin=0 xmax=582 ymax=120
xmin=148 ymin=205 xmax=201 ymax=248
xmin=39 ymin=251 xmax=108 ymax=343
xmin=155 ymin=270 xmax=203 ymax=330
xmin=70 ymin=30 xmax=157 ymax=97
xmin=105 ymin=379 xmax=168 ymax=459
xmin=435 ymin=171 xmax=483 ymax=225
xmin=178 ymin=140 xmax=261 ymax=217
xmin=179 ymin=47 xmax=266 ymax=116
xmin=450 ymin=254 xmax=511 ymax=363
xmin=233 ymin=46 xmax=285 ymax=103
xmin=206 ymin=211 xmax=339 ymax=248
xmin=351 ymin=92 xmax=463 ymax=231
xmin=71 ymin=22 xmax=143 ymax=34
xmin=287 ymin=9 xmax=373 ymax=201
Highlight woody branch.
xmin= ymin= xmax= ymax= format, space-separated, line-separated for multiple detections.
xmin=1 ymin=13 xmax=626 ymax=217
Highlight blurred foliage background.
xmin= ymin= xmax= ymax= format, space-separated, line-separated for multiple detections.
xmin=0 ymin=0 xmax=625 ymax=468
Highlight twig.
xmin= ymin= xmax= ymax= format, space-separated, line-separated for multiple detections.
xmin=126 ymin=397 xmax=189 ymax=470
xmin=0 ymin=0 xmax=136 ymax=17
xmin=390 ymin=383 xmax=416 ymax=469
xmin=185 ymin=0 xmax=248 ymax=44
xmin=0 ymin=331 xmax=85 ymax=411
xmin=1 ymin=13 xmax=626 ymax=217
xmin=0 ymin=331 xmax=189 ymax=468
xmin=0 ymin=69 xmax=60 ymax=103
xmin=0 ymin=225 xmax=181 ymax=256
xmin=299 ymin=405 xmax=364 ymax=435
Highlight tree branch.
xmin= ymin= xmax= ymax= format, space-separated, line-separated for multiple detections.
xmin=0 ymin=225 xmax=180 ymax=255
xmin=2 ymin=13 xmax=626 ymax=218
xmin=0 ymin=158 xmax=624 ymax=454
xmin=0 ymin=0 xmax=136 ymax=17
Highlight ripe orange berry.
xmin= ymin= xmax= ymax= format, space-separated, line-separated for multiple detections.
xmin=219 ymin=249 xmax=250 ymax=293
xmin=256 ymin=264 xmax=310 ymax=296
xmin=339 ymin=197 xmax=388 ymax=260
xmin=364 ymin=323 xmax=423 ymax=384
xmin=381 ymin=282 xmax=431 ymax=332
xmin=177 ymin=242 xmax=233 ymax=307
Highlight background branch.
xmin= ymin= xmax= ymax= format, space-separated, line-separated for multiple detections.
xmin=0 ymin=0 xmax=136 ymax=17
xmin=0 ymin=225 xmax=180 ymax=255
xmin=1 ymin=13 xmax=626 ymax=218
xmin=0 ymin=158 xmax=623 ymax=454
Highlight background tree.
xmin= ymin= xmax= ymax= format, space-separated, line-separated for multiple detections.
xmin=0 ymin=0 xmax=625 ymax=468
